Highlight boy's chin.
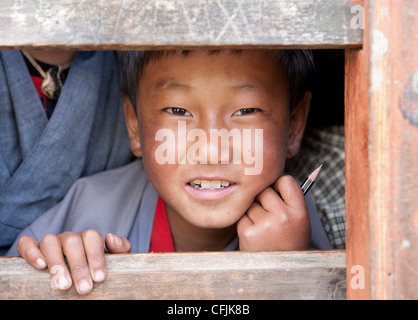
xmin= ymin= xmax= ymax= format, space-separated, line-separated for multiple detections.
xmin=184 ymin=209 xmax=243 ymax=229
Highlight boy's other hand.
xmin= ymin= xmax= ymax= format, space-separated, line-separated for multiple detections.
xmin=237 ymin=175 xmax=311 ymax=252
xmin=17 ymin=231 xmax=131 ymax=295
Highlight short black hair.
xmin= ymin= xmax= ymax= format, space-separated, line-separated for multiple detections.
xmin=118 ymin=49 xmax=314 ymax=111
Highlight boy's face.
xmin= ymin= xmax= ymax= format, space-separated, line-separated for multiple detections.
xmin=124 ymin=50 xmax=310 ymax=230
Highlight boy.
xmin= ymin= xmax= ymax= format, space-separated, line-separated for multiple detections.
xmin=8 ymin=49 xmax=331 ymax=295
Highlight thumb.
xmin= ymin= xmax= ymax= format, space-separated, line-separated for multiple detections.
xmin=105 ymin=233 xmax=132 ymax=253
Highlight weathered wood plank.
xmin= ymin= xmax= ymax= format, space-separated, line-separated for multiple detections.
xmin=345 ymin=46 xmax=372 ymax=299
xmin=0 ymin=0 xmax=362 ymax=50
xmin=344 ymin=0 xmax=371 ymax=300
xmin=345 ymin=0 xmax=418 ymax=300
xmin=0 ymin=251 xmax=346 ymax=300
xmin=367 ymin=0 xmax=418 ymax=300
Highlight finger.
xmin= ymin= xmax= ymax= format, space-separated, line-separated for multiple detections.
xmin=273 ymin=175 xmax=306 ymax=209
xmin=237 ymin=213 xmax=253 ymax=229
xmin=39 ymin=234 xmax=72 ymax=291
xmin=245 ymin=201 xmax=266 ymax=224
xmin=236 ymin=213 xmax=261 ymax=252
xmin=105 ymin=233 xmax=132 ymax=253
xmin=81 ymin=230 xmax=106 ymax=283
xmin=59 ymin=232 xmax=92 ymax=295
xmin=17 ymin=236 xmax=47 ymax=270
xmin=255 ymin=187 xmax=284 ymax=212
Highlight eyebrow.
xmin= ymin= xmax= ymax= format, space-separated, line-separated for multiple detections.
xmin=231 ymin=83 xmax=263 ymax=91
xmin=230 ymin=80 xmax=271 ymax=94
xmin=153 ymin=79 xmax=271 ymax=94
xmin=153 ymin=80 xmax=191 ymax=92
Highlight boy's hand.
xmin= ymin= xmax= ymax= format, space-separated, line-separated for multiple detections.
xmin=237 ymin=175 xmax=311 ymax=251
xmin=17 ymin=231 xmax=131 ymax=295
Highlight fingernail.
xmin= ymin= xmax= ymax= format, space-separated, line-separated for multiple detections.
xmin=36 ymin=258 xmax=46 ymax=269
xmin=113 ymin=234 xmax=122 ymax=246
xmin=58 ymin=276 xmax=70 ymax=290
xmin=94 ymin=270 xmax=105 ymax=282
xmin=77 ymin=279 xmax=92 ymax=294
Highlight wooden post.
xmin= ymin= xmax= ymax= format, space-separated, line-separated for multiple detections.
xmin=6 ymin=0 xmax=404 ymax=300
xmin=345 ymin=0 xmax=372 ymax=300
xmin=345 ymin=0 xmax=418 ymax=299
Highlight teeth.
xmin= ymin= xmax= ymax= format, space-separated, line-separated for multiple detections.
xmin=211 ymin=180 xmax=221 ymax=189
xmin=221 ymin=181 xmax=229 ymax=187
xmin=190 ymin=179 xmax=231 ymax=189
xmin=201 ymin=180 xmax=211 ymax=189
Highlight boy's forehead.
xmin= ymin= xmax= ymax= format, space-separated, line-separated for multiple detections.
xmin=143 ymin=49 xmax=276 ymax=65
xmin=140 ymin=50 xmax=283 ymax=89
xmin=150 ymin=77 xmax=273 ymax=96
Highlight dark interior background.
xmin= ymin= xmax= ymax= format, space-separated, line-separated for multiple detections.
xmin=308 ymin=50 xmax=345 ymax=127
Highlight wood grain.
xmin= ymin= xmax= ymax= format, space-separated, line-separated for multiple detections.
xmin=0 ymin=0 xmax=362 ymax=50
xmin=367 ymin=0 xmax=418 ymax=300
xmin=344 ymin=0 xmax=371 ymax=300
xmin=345 ymin=0 xmax=418 ymax=300
xmin=0 ymin=251 xmax=346 ymax=300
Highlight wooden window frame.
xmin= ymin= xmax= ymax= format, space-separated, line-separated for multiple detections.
xmin=1 ymin=0 xmax=417 ymax=300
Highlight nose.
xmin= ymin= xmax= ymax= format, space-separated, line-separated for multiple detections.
xmin=188 ymin=116 xmax=241 ymax=165
xmin=208 ymin=128 xmax=242 ymax=165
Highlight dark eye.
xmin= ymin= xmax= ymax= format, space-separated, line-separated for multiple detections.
xmin=233 ymin=108 xmax=260 ymax=116
xmin=165 ymin=107 xmax=191 ymax=116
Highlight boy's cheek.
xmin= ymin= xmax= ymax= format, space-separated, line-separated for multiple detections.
xmin=257 ymin=135 xmax=286 ymax=177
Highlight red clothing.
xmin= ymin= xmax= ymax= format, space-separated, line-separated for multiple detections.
xmin=30 ymin=75 xmax=56 ymax=119
xmin=24 ymin=54 xmax=68 ymax=119
xmin=149 ymin=197 xmax=175 ymax=252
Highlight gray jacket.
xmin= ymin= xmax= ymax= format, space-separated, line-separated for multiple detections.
xmin=7 ymin=160 xmax=331 ymax=256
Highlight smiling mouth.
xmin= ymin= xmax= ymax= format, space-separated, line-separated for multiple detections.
xmin=188 ymin=179 xmax=234 ymax=190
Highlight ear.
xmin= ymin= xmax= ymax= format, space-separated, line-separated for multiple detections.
xmin=123 ymin=95 xmax=142 ymax=158
xmin=286 ymin=91 xmax=312 ymax=159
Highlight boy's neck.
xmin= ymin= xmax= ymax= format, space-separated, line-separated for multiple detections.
xmin=166 ymin=205 xmax=237 ymax=252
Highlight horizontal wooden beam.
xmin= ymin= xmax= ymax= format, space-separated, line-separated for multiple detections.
xmin=0 ymin=250 xmax=346 ymax=300
xmin=0 ymin=0 xmax=363 ymax=50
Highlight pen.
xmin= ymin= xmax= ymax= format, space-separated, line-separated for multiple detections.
xmin=300 ymin=163 xmax=323 ymax=195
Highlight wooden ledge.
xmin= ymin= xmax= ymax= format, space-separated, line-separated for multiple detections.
xmin=0 ymin=0 xmax=362 ymax=50
xmin=0 ymin=250 xmax=346 ymax=300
